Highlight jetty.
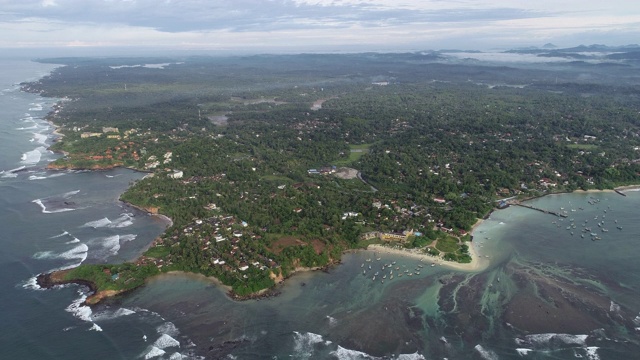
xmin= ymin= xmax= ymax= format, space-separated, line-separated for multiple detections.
xmin=614 ymin=189 xmax=627 ymax=197
xmin=513 ymin=203 xmax=568 ymax=218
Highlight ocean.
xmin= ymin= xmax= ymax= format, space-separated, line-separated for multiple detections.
xmin=2 ymin=58 xmax=640 ymax=360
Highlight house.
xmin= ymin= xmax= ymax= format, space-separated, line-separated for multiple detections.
xmin=168 ymin=170 xmax=183 ymax=179
xmin=102 ymin=127 xmax=119 ymax=133
xmin=80 ymin=132 xmax=102 ymax=139
xmin=433 ymin=197 xmax=446 ymax=204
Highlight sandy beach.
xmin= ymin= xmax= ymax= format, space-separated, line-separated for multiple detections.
xmin=367 ymin=240 xmax=489 ymax=273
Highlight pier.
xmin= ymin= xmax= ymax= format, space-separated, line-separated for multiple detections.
xmin=513 ymin=203 xmax=568 ymax=218
xmin=614 ymin=189 xmax=627 ymax=197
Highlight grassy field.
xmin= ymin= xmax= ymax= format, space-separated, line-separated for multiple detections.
xmin=335 ymin=143 xmax=372 ymax=166
xmin=567 ymin=144 xmax=599 ymax=150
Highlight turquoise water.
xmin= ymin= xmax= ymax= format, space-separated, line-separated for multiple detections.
xmin=3 ymin=58 xmax=640 ymax=359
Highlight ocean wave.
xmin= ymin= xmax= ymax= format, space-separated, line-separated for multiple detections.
xmin=326 ymin=315 xmax=338 ymax=327
xmin=66 ymin=290 xmax=92 ymax=322
xmin=33 ymin=243 xmax=88 ymax=264
xmin=515 ymin=348 xmax=533 ymax=356
xmin=29 ymin=175 xmax=47 ymax=180
xmin=33 ymin=132 xmax=48 ymax=145
xmin=585 ymin=346 xmax=600 ymax=360
xmin=474 ymin=344 xmax=499 ymax=360
xmin=21 ymin=146 xmax=47 ymax=164
xmin=66 ymin=237 xmax=81 ymax=244
xmin=154 ymin=334 xmax=181 ymax=349
xmin=50 ymin=230 xmax=70 ymax=238
xmin=32 ymin=199 xmax=75 ymax=213
xmin=91 ymin=307 xmax=136 ymax=322
xmin=120 ymin=234 xmax=137 ymax=242
xmin=58 ymin=243 xmax=89 ymax=261
xmin=143 ymin=346 xmax=166 ymax=359
xmin=515 ymin=333 xmax=588 ymax=349
xmin=395 ymin=353 xmax=426 ymax=360
xmin=610 ymin=301 xmax=621 ymax=313
xmin=89 ymin=323 xmax=103 ymax=332
xmin=89 ymin=235 xmax=121 ymax=257
xmin=293 ymin=331 xmax=331 ymax=359
xmin=82 ymin=217 xmax=112 ymax=228
xmin=330 ymin=346 xmax=376 ymax=359
xmin=157 ymin=322 xmax=180 ymax=337
xmin=109 ymin=213 xmax=134 ymax=228
xmin=83 ymin=214 xmax=134 ymax=228
xmin=22 ymin=276 xmax=44 ymax=291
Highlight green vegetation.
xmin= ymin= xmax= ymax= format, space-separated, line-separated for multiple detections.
xmin=26 ymin=52 xmax=640 ymax=297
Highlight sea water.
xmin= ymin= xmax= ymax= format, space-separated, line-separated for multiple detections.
xmin=0 ymin=58 xmax=189 ymax=359
xmin=4 ymin=57 xmax=640 ymax=359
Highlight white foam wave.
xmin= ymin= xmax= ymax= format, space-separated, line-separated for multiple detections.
xmin=154 ymin=334 xmax=181 ymax=349
xmin=168 ymin=353 xmax=187 ymax=360
xmin=62 ymin=190 xmax=81 ymax=198
xmin=330 ymin=346 xmax=376 ymax=359
xmin=474 ymin=344 xmax=499 ymax=360
xmin=144 ymin=346 xmax=166 ymax=359
xmin=516 ymin=348 xmax=533 ymax=356
xmin=48 ymin=173 xmax=66 ymax=178
xmin=585 ymin=347 xmax=600 ymax=360
xmin=610 ymin=301 xmax=621 ymax=313
xmin=326 ymin=315 xmax=338 ymax=327
xmin=120 ymin=234 xmax=137 ymax=242
xmin=22 ymin=276 xmax=44 ymax=291
xmin=66 ymin=237 xmax=81 ymax=244
xmin=91 ymin=307 xmax=136 ymax=322
xmin=29 ymin=175 xmax=47 ymax=180
xmin=293 ymin=331 xmax=331 ymax=358
xmin=83 ymin=217 xmax=112 ymax=228
xmin=21 ymin=146 xmax=47 ymax=164
xmin=33 ymin=251 xmax=55 ymax=259
xmin=89 ymin=323 xmax=103 ymax=332
xmin=157 ymin=322 xmax=180 ymax=337
xmin=50 ymin=231 xmax=70 ymax=238
xmin=66 ymin=291 xmax=92 ymax=322
xmin=395 ymin=353 xmax=426 ymax=360
xmin=1 ymin=172 xmax=17 ymax=178
xmin=108 ymin=213 xmax=134 ymax=228
xmin=58 ymin=243 xmax=89 ymax=261
xmin=33 ymin=132 xmax=48 ymax=145
xmin=32 ymin=199 xmax=75 ymax=214
xmin=516 ymin=333 xmax=588 ymax=349
xmin=17 ymin=125 xmax=38 ymax=130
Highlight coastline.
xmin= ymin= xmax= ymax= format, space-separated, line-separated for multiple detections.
xmin=367 ymin=241 xmax=488 ymax=273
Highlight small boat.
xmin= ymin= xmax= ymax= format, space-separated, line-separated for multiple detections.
xmin=415 ymin=272 xmax=420 ymax=275
xmin=390 ymin=275 xmax=394 ymax=279
xmin=617 ymin=226 xmax=623 ymax=230
xmin=372 ymin=276 xmax=376 ymax=281
xmin=361 ymin=263 xmax=364 ymax=268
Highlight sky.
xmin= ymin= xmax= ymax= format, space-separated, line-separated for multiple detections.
xmin=1 ymin=0 xmax=639 ymax=53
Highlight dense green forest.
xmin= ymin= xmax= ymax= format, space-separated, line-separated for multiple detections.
xmin=26 ymin=52 xmax=640 ymax=295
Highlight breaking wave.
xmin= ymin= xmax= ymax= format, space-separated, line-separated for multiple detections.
xmin=154 ymin=334 xmax=181 ymax=349
xmin=515 ymin=333 xmax=588 ymax=349
xmin=474 ymin=344 xmax=499 ymax=360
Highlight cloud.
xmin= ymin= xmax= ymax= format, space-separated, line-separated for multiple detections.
xmin=0 ymin=0 xmax=638 ymax=50
xmin=0 ymin=0 xmax=548 ymax=32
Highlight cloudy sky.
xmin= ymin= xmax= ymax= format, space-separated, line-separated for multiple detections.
xmin=1 ymin=0 xmax=639 ymax=52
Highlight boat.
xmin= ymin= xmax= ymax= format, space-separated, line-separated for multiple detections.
xmin=617 ymin=226 xmax=623 ymax=230
xmin=372 ymin=276 xmax=376 ymax=281
xmin=390 ymin=275 xmax=394 ymax=279
xmin=361 ymin=263 xmax=364 ymax=268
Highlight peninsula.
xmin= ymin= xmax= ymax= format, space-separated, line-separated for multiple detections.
xmin=27 ymin=52 xmax=640 ymax=302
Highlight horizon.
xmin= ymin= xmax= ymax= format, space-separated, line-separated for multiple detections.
xmin=1 ymin=1 xmax=638 ymax=54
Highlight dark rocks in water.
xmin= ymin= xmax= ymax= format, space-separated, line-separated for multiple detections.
xmin=439 ymin=278 xmax=447 ymax=285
